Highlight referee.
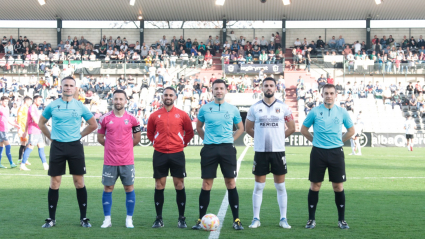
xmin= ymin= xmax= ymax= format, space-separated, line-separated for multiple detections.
xmin=300 ymin=84 xmax=354 ymax=229
xmin=39 ymin=76 xmax=98 ymax=228
xmin=192 ymin=79 xmax=245 ymax=230
xmin=147 ymin=87 xmax=194 ymax=228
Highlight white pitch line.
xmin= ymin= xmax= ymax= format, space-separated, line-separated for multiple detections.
xmin=208 ymin=146 xmax=249 ymax=239
xmin=1 ymin=173 xmax=425 ymax=180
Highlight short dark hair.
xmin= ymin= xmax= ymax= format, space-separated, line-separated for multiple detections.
xmin=262 ymin=77 xmax=276 ymax=85
xmin=23 ymin=96 xmax=32 ymax=102
xmin=322 ymin=84 xmax=336 ymax=92
xmin=113 ymin=89 xmax=127 ymax=99
xmin=33 ymin=95 xmax=42 ymax=101
xmin=212 ymin=79 xmax=227 ymax=88
xmin=163 ymin=87 xmax=177 ymax=95
xmin=1 ymin=96 xmax=9 ymax=101
xmin=61 ymin=76 xmax=76 ymax=83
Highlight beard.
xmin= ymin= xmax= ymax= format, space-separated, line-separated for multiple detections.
xmin=163 ymin=99 xmax=174 ymax=106
xmin=114 ymin=104 xmax=124 ymax=111
xmin=264 ymin=92 xmax=274 ymax=98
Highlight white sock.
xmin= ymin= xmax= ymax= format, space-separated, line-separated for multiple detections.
xmin=355 ymin=139 xmax=361 ymax=154
xmin=350 ymin=139 xmax=355 ymax=154
xmin=104 ymin=215 xmax=111 ymax=221
xmin=126 ymin=215 xmax=132 ymax=220
xmin=252 ymin=182 xmax=265 ymax=219
xmin=274 ymin=182 xmax=287 ymax=219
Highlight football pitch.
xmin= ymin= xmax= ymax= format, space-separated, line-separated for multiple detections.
xmin=0 ymin=146 xmax=424 ymax=239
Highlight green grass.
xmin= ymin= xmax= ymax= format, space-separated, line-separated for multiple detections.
xmin=1 ymin=146 xmax=424 ymax=239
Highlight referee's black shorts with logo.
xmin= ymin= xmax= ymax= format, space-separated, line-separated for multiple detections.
xmin=48 ymin=140 xmax=86 ymax=176
xmin=309 ymin=146 xmax=346 ymax=183
xmin=200 ymin=143 xmax=237 ymax=179
xmin=152 ymin=150 xmax=186 ymax=179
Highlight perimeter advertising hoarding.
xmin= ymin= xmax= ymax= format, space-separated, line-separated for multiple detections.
xmin=224 ymin=64 xmax=284 ymax=74
xmin=9 ymin=131 xmax=416 ymax=148
xmin=371 ymin=133 xmax=425 ymax=147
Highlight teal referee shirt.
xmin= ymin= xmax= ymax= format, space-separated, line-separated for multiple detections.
xmin=303 ymin=104 xmax=353 ymax=149
xmin=42 ymin=98 xmax=93 ymax=142
xmin=198 ymin=102 xmax=242 ymax=145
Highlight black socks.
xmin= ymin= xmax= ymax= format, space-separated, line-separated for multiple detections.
xmin=199 ymin=189 xmax=210 ymax=219
xmin=154 ymin=189 xmax=165 ymax=218
xmin=308 ymin=189 xmax=319 ymax=220
xmin=76 ymin=186 xmax=87 ymax=220
xmin=48 ymin=188 xmax=59 ymax=220
xmin=334 ymin=190 xmax=345 ymax=221
xmin=176 ymin=188 xmax=186 ymax=217
xmin=228 ymin=187 xmax=239 ymax=220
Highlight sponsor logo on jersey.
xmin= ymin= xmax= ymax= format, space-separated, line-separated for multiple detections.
xmin=260 ymin=122 xmax=279 ymax=127
xmin=209 ymin=107 xmax=213 ymax=112
xmin=109 ymin=121 xmax=113 ymax=124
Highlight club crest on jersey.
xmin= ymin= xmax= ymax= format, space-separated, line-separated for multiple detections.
xmin=158 ymin=115 xmax=161 ymax=118
xmin=334 ymin=117 xmax=340 ymax=124
xmin=175 ymin=114 xmax=180 ymax=118
xmin=124 ymin=119 xmax=129 ymax=125
xmin=259 ymin=109 xmax=262 ymax=112
xmin=209 ymin=107 xmax=213 ymax=112
xmin=275 ymin=108 xmax=280 ymax=114
xmin=224 ymin=111 xmax=230 ymax=119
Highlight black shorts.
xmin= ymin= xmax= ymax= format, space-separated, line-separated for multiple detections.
xmin=406 ymin=134 xmax=414 ymax=139
xmin=200 ymin=144 xmax=237 ymax=179
xmin=153 ymin=150 xmax=186 ymax=179
xmin=252 ymin=151 xmax=287 ymax=176
xmin=309 ymin=146 xmax=346 ymax=183
xmin=48 ymin=140 xmax=86 ymax=176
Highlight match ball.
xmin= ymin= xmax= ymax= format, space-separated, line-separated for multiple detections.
xmin=201 ymin=214 xmax=220 ymax=231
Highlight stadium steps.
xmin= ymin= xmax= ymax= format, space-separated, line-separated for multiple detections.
xmin=285 ymin=88 xmax=302 ymax=130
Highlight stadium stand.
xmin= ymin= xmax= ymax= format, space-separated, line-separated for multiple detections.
xmin=0 ymin=28 xmax=424 ymax=134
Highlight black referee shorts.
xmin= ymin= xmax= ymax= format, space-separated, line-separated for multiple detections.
xmin=152 ymin=150 xmax=186 ymax=179
xmin=200 ymin=143 xmax=237 ymax=179
xmin=48 ymin=140 xmax=86 ymax=176
xmin=309 ymin=146 xmax=346 ymax=183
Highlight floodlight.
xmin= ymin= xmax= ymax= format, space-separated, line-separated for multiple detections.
xmin=130 ymin=0 xmax=135 ymax=6
xmin=282 ymin=0 xmax=291 ymax=5
xmin=138 ymin=16 xmax=143 ymax=20
xmin=216 ymin=0 xmax=225 ymax=6
xmin=38 ymin=0 xmax=46 ymax=6
xmin=375 ymin=0 xmax=383 ymax=4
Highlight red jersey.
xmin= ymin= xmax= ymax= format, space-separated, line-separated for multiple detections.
xmin=147 ymin=106 xmax=194 ymax=153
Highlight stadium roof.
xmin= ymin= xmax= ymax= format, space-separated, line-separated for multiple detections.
xmin=1 ymin=0 xmax=424 ymax=21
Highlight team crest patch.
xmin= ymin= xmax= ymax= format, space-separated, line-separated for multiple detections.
xmin=124 ymin=119 xmax=129 ymax=125
xmin=259 ymin=109 xmax=262 ymax=112
xmin=334 ymin=117 xmax=340 ymax=124
xmin=175 ymin=114 xmax=180 ymax=118
xmin=224 ymin=111 xmax=230 ymax=119
xmin=275 ymin=108 xmax=281 ymax=114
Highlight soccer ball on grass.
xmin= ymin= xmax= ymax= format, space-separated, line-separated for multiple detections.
xmin=201 ymin=214 xmax=220 ymax=231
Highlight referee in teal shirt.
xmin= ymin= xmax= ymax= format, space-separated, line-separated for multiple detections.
xmin=39 ymin=76 xmax=98 ymax=228
xmin=192 ymin=79 xmax=245 ymax=230
xmin=301 ymin=84 xmax=354 ymax=230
